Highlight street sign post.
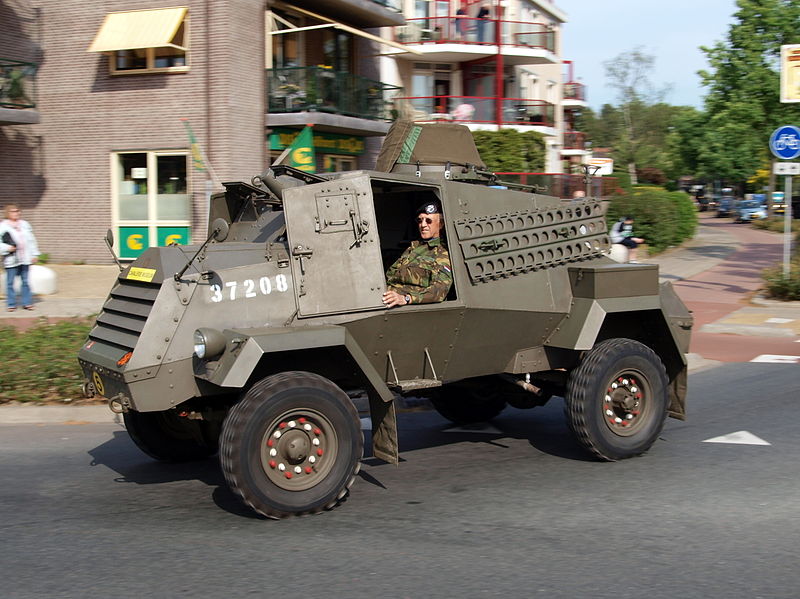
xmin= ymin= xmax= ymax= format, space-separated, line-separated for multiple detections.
xmin=769 ymin=125 xmax=798 ymax=277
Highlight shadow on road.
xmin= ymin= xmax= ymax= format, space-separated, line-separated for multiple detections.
xmin=86 ymin=430 xmax=265 ymax=520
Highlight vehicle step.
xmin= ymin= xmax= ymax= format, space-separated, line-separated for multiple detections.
xmin=388 ymin=379 xmax=443 ymax=392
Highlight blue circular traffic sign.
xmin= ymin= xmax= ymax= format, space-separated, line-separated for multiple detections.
xmin=769 ymin=125 xmax=800 ymax=159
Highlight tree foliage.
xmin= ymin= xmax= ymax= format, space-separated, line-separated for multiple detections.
xmin=697 ymin=0 xmax=800 ymax=182
xmin=472 ymin=129 xmax=545 ymax=172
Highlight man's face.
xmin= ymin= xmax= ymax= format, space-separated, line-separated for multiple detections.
xmin=417 ymin=212 xmax=441 ymax=240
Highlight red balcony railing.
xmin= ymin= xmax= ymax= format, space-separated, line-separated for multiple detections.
xmin=397 ymin=95 xmax=555 ymax=127
xmin=394 ymin=17 xmax=555 ymax=51
xmin=563 ymin=82 xmax=585 ymax=102
xmin=563 ymin=131 xmax=587 ymax=150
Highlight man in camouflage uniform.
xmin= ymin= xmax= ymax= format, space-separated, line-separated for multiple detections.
xmin=382 ymin=201 xmax=452 ymax=308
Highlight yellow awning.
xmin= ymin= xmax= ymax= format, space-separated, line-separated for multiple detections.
xmin=269 ymin=4 xmax=421 ymax=55
xmin=88 ymin=7 xmax=188 ymax=52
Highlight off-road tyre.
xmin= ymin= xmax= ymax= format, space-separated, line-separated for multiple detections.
xmin=123 ymin=409 xmax=218 ymax=462
xmin=565 ymin=338 xmax=669 ymax=461
xmin=220 ymin=371 xmax=363 ymax=519
xmin=431 ymin=377 xmax=507 ymax=425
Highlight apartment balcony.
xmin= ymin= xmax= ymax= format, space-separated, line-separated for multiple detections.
xmin=561 ymin=131 xmax=590 ymax=156
xmin=392 ymin=18 xmax=558 ymax=65
xmin=267 ymin=66 xmax=402 ymax=136
xmin=397 ymin=95 xmax=555 ymax=130
xmin=562 ymin=81 xmax=587 ymax=109
xmin=288 ymin=0 xmax=404 ymax=27
xmin=0 ymin=59 xmax=39 ymax=125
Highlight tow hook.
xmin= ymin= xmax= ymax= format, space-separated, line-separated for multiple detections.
xmin=108 ymin=394 xmax=130 ymax=414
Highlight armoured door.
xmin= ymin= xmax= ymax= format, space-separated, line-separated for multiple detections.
xmin=283 ymin=175 xmax=386 ymax=317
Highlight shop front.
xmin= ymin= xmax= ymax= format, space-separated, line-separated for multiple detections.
xmin=268 ymin=127 xmax=366 ymax=172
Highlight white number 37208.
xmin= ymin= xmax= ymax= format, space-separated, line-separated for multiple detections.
xmin=210 ymin=274 xmax=289 ymax=303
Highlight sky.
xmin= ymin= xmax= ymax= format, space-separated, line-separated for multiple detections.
xmin=555 ymin=0 xmax=740 ymax=110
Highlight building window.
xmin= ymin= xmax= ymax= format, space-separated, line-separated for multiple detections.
xmin=88 ymin=7 xmax=189 ymax=75
xmin=322 ymin=155 xmax=357 ymax=172
xmin=113 ymin=151 xmax=191 ymax=259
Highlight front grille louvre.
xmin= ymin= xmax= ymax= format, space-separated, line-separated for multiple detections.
xmin=89 ymin=279 xmax=160 ymax=352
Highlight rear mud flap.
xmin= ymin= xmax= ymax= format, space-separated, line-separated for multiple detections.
xmin=668 ymin=366 xmax=687 ymax=421
xmin=368 ymin=391 xmax=399 ymax=464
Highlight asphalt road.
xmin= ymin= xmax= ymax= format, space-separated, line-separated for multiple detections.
xmin=1 ymin=363 xmax=798 ymax=599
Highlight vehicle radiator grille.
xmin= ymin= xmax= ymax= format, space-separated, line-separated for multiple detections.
xmin=454 ymin=200 xmax=610 ymax=283
xmin=88 ymin=279 xmax=161 ymax=352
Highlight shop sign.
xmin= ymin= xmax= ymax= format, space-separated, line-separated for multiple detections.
xmin=269 ymin=128 xmax=365 ymax=155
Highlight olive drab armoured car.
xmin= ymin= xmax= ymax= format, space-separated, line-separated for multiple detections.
xmin=79 ymin=121 xmax=693 ymax=519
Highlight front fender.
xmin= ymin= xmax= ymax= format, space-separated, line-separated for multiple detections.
xmin=204 ymin=324 xmax=395 ymax=404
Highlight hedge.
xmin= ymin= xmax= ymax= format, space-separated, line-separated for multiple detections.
xmin=606 ymin=186 xmax=697 ymax=255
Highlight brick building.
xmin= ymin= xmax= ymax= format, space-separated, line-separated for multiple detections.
xmin=0 ymin=0 xmax=403 ymax=263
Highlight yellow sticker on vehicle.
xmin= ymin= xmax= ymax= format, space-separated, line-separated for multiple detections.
xmin=92 ymin=371 xmax=106 ymax=397
xmin=127 ymin=267 xmax=156 ymax=283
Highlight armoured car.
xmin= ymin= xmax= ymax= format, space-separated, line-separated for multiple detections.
xmin=79 ymin=122 xmax=693 ymax=518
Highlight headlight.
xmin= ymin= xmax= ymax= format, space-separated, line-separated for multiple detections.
xmin=193 ymin=328 xmax=226 ymax=360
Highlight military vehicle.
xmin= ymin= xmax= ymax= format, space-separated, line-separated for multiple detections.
xmin=79 ymin=121 xmax=693 ymax=519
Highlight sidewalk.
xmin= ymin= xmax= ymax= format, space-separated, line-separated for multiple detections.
xmin=1 ymin=217 xmax=796 ymax=424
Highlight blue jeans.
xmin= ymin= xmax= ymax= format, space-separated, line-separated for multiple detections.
xmin=5 ymin=263 xmax=32 ymax=308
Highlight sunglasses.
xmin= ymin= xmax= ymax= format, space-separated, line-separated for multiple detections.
xmin=416 ymin=217 xmax=435 ymax=224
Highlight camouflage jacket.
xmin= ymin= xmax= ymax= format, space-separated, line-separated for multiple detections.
xmin=386 ymin=237 xmax=452 ymax=304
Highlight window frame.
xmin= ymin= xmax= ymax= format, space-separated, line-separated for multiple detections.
xmin=108 ymin=17 xmax=190 ymax=76
xmin=111 ymin=150 xmax=192 ymax=259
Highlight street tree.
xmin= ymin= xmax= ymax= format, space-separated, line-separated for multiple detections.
xmin=603 ymin=47 xmax=671 ymax=184
xmin=697 ymin=0 xmax=800 ymax=198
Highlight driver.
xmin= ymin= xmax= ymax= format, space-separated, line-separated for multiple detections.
xmin=382 ymin=201 xmax=452 ymax=308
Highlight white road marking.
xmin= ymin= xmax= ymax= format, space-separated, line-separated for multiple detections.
xmin=765 ymin=317 xmax=794 ymax=324
xmin=444 ymin=423 xmax=503 ymax=434
xmin=750 ymin=354 xmax=800 ymax=363
xmin=360 ymin=417 xmax=372 ymax=431
xmin=703 ymin=430 xmax=771 ymax=446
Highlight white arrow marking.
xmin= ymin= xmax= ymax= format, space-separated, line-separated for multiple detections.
xmin=703 ymin=431 xmax=771 ymax=445
xmin=444 ymin=423 xmax=503 ymax=434
xmin=750 ymin=354 xmax=800 ymax=364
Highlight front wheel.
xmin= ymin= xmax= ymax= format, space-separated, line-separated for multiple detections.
xmin=564 ymin=338 xmax=669 ymax=461
xmin=220 ymin=372 xmax=363 ymax=519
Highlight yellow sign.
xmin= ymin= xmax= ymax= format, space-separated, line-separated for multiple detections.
xmin=165 ymin=234 xmax=183 ymax=245
xmin=127 ymin=234 xmax=144 ymax=250
xmin=92 ymin=371 xmax=105 ymax=397
xmin=781 ymin=44 xmax=800 ymax=103
xmin=127 ymin=267 xmax=156 ymax=282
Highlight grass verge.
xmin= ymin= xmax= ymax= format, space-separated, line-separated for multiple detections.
xmin=0 ymin=318 xmax=93 ymax=404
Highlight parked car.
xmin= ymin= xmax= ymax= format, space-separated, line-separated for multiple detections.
xmin=716 ymin=196 xmax=735 ymax=218
xmin=772 ymin=191 xmax=786 ymax=214
xmin=735 ymin=199 xmax=767 ymax=223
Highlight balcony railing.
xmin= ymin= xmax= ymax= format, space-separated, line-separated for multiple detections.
xmin=563 ymin=82 xmax=586 ymax=102
xmin=495 ymin=173 xmax=616 ymax=199
xmin=394 ymin=18 xmax=555 ymax=51
xmin=563 ymin=132 xmax=587 ymax=150
xmin=267 ymin=66 xmax=402 ymax=121
xmin=397 ymin=95 xmax=555 ymax=127
xmin=0 ymin=59 xmax=37 ymax=109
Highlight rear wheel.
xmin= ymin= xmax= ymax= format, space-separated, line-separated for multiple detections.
xmin=430 ymin=377 xmax=507 ymax=425
xmin=220 ymin=372 xmax=363 ymax=519
xmin=565 ymin=338 xmax=668 ymax=461
xmin=123 ymin=409 xmax=218 ymax=462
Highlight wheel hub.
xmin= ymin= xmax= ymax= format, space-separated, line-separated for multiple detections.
xmin=260 ymin=413 xmax=336 ymax=491
xmin=603 ymin=375 xmax=646 ymax=436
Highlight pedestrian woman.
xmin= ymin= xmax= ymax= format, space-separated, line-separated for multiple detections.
xmin=1 ymin=204 xmax=40 ymax=311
